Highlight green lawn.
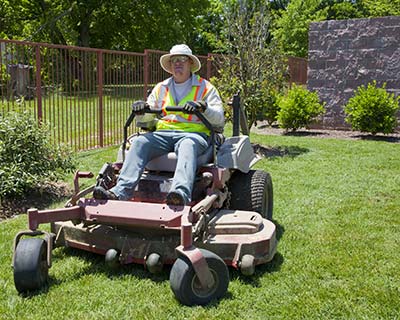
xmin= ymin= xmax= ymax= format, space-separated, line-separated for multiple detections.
xmin=1 ymin=133 xmax=399 ymax=319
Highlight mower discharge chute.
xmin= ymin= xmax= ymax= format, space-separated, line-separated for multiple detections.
xmin=12 ymin=94 xmax=277 ymax=306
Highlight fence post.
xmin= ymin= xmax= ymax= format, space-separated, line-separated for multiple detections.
xmin=97 ymin=50 xmax=104 ymax=147
xmin=207 ymin=53 xmax=212 ymax=80
xmin=143 ymin=49 xmax=149 ymax=99
xmin=35 ymin=45 xmax=42 ymax=122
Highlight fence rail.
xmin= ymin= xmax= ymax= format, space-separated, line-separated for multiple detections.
xmin=1 ymin=39 xmax=307 ymax=151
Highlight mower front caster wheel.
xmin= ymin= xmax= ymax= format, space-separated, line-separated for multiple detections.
xmin=13 ymin=238 xmax=49 ymax=293
xmin=240 ymin=254 xmax=255 ymax=276
xmin=105 ymin=249 xmax=120 ymax=269
xmin=146 ymin=253 xmax=163 ymax=274
xmin=169 ymin=249 xmax=229 ymax=306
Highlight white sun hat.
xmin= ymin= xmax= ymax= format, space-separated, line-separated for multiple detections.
xmin=160 ymin=44 xmax=201 ymax=74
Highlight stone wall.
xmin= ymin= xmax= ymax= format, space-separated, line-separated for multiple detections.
xmin=308 ymin=16 xmax=400 ymax=129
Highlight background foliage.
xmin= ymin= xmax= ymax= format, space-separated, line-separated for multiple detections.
xmin=271 ymin=0 xmax=327 ymax=57
xmin=2 ymin=0 xmax=400 ymax=55
xmin=0 ymin=0 xmax=210 ymax=53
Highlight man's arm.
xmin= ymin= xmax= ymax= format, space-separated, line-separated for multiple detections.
xmin=146 ymin=85 xmax=159 ymax=110
xmin=202 ymin=84 xmax=225 ymax=130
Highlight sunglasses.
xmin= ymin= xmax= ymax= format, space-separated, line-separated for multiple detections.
xmin=170 ymin=55 xmax=189 ymax=64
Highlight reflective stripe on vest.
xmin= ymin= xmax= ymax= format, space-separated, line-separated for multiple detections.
xmin=155 ymin=75 xmax=212 ymax=134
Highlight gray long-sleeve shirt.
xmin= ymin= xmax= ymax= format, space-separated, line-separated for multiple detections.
xmin=147 ymin=74 xmax=225 ymax=131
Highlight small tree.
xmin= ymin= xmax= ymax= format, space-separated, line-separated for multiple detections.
xmin=277 ymin=84 xmax=325 ymax=131
xmin=211 ymin=0 xmax=288 ymax=133
xmin=344 ymin=81 xmax=399 ymax=135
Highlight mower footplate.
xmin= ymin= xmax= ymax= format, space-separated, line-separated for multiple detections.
xmin=29 ymin=199 xmax=190 ymax=231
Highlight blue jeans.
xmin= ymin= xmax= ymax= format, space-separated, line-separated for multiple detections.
xmin=111 ymin=131 xmax=209 ymax=202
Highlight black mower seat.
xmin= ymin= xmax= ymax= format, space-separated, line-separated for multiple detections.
xmin=145 ymin=145 xmax=213 ymax=172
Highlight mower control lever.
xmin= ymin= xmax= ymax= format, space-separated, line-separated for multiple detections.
xmin=126 ymin=105 xmax=214 ymax=132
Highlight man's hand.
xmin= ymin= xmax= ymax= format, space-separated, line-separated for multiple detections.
xmin=132 ymin=100 xmax=147 ymax=114
xmin=182 ymin=101 xmax=207 ymax=114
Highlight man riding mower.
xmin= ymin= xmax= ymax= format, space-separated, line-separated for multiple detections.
xmin=12 ymin=45 xmax=277 ymax=306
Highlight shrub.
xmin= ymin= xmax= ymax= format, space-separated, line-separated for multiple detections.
xmin=277 ymin=84 xmax=325 ymax=131
xmin=0 ymin=112 xmax=76 ymax=200
xmin=344 ymin=81 xmax=400 ymax=135
xmin=259 ymin=87 xmax=281 ymax=126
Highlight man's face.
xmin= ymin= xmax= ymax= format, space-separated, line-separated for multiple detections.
xmin=170 ymin=55 xmax=193 ymax=83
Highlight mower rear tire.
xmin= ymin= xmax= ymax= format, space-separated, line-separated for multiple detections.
xmin=13 ymin=238 xmax=49 ymax=293
xmin=169 ymin=249 xmax=229 ymax=306
xmin=227 ymin=169 xmax=273 ymax=220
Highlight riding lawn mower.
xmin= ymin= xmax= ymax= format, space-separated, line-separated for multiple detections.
xmin=12 ymin=94 xmax=277 ymax=306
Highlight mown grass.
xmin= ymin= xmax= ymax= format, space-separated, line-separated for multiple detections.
xmin=1 ymin=133 xmax=399 ymax=319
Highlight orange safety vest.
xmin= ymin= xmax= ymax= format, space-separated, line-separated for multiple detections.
xmin=154 ymin=75 xmax=212 ymax=134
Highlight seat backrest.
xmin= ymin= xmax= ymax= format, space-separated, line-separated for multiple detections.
xmin=216 ymin=135 xmax=260 ymax=173
xmin=145 ymin=145 xmax=213 ymax=172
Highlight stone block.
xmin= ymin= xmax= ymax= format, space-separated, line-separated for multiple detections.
xmin=309 ymin=21 xmax=329 ymax=31
xmin=308 ymin=59 xmax=326 ymax=70
xmin=348 ymin=36 xmax=371 ymax=50
xmin=347 ymin=18 xmax=370 ymax=30
xmin=385 ymin=79 xmax=400 ymax=91
xmin=370 ymin=16 xmax=400 ymax=27
xmin=308 ymin=50 xmax=337 ymax=61
xmin=336 ymin=28 xmax=358 ymax=40
xmin=378 ymin=26 xmax=400 ymax=39
xmin=327 ymin=19 xmax=347 ymax=30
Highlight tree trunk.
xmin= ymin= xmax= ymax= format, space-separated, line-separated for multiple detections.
xmin=78 ymin=20 xmax=90 ymax=47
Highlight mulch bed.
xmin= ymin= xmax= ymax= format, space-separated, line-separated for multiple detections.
xmin=252 ymin=123 xmax=400 ymax=143
xmin=0 ymin=182 xmax=72 ymax=221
